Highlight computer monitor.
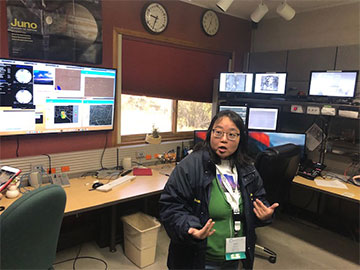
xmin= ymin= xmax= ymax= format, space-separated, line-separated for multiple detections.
xmin=248 ymin=131 xmax=306 ymax=159
xmin=254 ymin=72 xmax=287 ymax=95
xmin=308 ymin=70 xmax=358 ymax=99
xmin=248 ymin=107 xmax=279 ymax=131
xmin=219 ymin=105 xmax=247 ymax=123
xmin=0 ymin=58 xmax=117 ymax=136
xmin=219 ymin=73 xmax=253 ymax=93
xmin=194 ymin=130 xmax=207 ymax=146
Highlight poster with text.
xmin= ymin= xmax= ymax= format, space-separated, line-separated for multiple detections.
xmin=7 ymin=0 xmax=102 ymax=64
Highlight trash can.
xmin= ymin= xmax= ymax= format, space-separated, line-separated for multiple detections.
xmin=121 ymin=212 xmax=161 ymax=268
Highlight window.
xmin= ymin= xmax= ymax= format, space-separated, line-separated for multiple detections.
xmin=121 ymin=95 xmax=172 ymax=136
xmin=121 ymin=95 xmax=212 ymax=141
xmin=177 ymin=100 xmax=212 ymax=132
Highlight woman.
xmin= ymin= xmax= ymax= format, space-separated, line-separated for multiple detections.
xmin=159 ymin=110 xmax=279 ymax=270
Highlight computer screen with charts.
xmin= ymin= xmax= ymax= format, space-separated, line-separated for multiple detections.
xmin=0 ymin=58 xmax=117 ymax=136
xmin=254 ymin=72 xmax=287 ymax=95
xmin=308 ymin=71 xmax=358 ymax=99
xmin=248 ymin=107 xmax=279 ymax=131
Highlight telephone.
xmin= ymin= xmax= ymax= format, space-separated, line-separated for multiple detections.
xmin=298 ymin=159 xmax=326 ymax=180
xmin=50 ymin=173 xmax=70 ymax=187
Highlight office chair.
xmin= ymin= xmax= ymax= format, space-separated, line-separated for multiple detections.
xmin=254 ymin=143 xmax=301 ymax=263
xmin=0 ymin=184 xmax=66 ymax=270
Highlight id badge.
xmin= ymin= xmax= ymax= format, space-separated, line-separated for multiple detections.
xmin=225 ymin=237 xmax=246 ymax=261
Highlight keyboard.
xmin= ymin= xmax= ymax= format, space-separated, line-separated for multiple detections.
xmin=96 ymin=175 xmax=136 ymax=192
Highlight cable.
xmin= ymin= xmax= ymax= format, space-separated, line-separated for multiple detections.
xmin=42 ymin=154 xmax=52 ymax=174
xmin=100 ymin=132 xmax=108 ymax=170
xmin=16 ymin=137 xmax=20 ymax=157
xmin=53 ymin=244 xmax=108 ymax=270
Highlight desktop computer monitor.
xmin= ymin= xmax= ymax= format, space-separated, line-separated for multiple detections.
xmin=248 ymin=131 xmax=306 ymax=159
xmin=194 ymin=130 xmax=207 ymax=146
xmin=254 ymin=72 xmax=287 ymax=95
xmin=248 ymin=107 xmax=279 ymax=131
xmin=219 ymin=105 xmax=247 ymax=123
xmin=308 ymin=70 xmax=358 ymax=99
xmin=219 ymin=73 xmax=253 ymax=94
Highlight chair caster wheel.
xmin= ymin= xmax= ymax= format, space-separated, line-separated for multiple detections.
xmin=269 ymin=256 xmax=276 ymax=263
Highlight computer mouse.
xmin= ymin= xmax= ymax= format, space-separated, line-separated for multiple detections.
xmin=92 ymin=182 xmax=104 ymax=189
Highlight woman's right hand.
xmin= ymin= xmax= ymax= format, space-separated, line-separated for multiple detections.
xmin=188 ymin=218 xmax=215 ymax=240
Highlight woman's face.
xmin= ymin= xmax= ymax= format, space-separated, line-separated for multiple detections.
xmin=210 ymin=116 xmax=240 ymax=159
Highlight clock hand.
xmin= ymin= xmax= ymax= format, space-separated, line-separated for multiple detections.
xmin=153 ymin=16 xmax=158 ymax=28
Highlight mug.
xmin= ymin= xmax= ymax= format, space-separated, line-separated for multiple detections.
xmin=123 ymin=157 xmax=132 ymax=170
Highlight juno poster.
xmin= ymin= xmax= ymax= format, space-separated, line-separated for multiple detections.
xmin=6 ymin=0 xmax=103 ymax=64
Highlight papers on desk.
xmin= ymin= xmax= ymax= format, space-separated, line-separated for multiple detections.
xmin=314 ymin=179 xmax=348 ymax=189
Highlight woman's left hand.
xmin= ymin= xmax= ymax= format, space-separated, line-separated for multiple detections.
xmin=253 ymin=198 xmax=279 ymax=220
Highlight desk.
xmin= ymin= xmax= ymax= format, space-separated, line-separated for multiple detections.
xmin=293 ymin=175 xmax=360 ymax=203
xmin=0 ymin=164 xmax=171 ymax=251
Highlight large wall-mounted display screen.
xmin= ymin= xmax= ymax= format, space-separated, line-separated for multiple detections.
xmin=0 ymin=58 xmax=117 ymax=136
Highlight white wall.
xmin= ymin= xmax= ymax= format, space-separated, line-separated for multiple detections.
xmin=251 ymin=2 xmax=360 ymax=52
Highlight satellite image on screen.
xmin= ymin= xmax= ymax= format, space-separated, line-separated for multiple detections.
xmin=89 ymin=105 xmax=113 ymax=126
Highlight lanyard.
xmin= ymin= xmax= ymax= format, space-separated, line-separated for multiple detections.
xmin=216 ymin=168 xmax=242 ymax=232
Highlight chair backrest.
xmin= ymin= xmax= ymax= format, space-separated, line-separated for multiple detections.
xmin=255 ymin=143 xmax=301 ymax=205
xmin=0 ymin=184 xmax=66 ymax=270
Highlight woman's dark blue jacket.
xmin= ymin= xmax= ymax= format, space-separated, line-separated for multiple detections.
xmin=159 ymin=149 xmax=271 ymax=270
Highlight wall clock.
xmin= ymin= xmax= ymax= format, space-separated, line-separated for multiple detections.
xmin=142 ymin=2 xmax=169 ymax=34
xmin=201 ymin=9 xmax=220 ymax=36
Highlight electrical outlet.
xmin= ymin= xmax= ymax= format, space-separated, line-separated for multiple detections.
xmin=136 ymin=151 xmax=145 ymax=159
xmin=31 ymin=164 xmax=45 ymax=172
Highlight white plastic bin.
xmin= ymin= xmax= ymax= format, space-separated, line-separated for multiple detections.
xmin=121 ymin=212 xmax=161 ymax=268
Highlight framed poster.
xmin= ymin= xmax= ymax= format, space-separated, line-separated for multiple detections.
xmin=7 ymin=0 xmax=102 ymax=64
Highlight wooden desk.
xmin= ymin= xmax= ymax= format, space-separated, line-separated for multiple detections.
xmin=0 ymin=165 xmax=171 ymax=251
xmin=293 ymin=175 xmax=360 ymax=203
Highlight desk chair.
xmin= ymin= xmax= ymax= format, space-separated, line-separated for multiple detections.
xmin=254 ymin=143 xmax=301 ymax=263
xmin=0 ymin=185 xmax=66 ymax=270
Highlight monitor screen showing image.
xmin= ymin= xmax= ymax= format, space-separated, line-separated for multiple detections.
xmin=219 ymin=73 xmax=253 ymax=93
xmin=248 ymin=107 xmax=278 ymax=131
xmin=248 ymin=131 xmax=306 ymax=158
xmin=0 ymin=58 xmax=117 ymax=136
xmin=194 ymin=130 xmax=207 ymax=146
xmin=254 ymin=73 xmax=287 ymax=95
xmin=308 ymin=71 xmax=358 ymax=98
xmin=219 ymin=105 xmax=247 ymax=123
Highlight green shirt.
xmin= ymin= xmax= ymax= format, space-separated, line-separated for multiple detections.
xmin=206 ymin=177 xmax=244 ymax=261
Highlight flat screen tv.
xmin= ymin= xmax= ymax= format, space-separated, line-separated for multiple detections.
xmin=219 ymin=73 xmax=253 ymax=93
xmin=308 ymin=70 xmax=358 ymax=99
xmin=254 ymin=72 xmax=287 ymax=95
xmin=248 ymin=107 xmax=279 ymax=131
xmin=248 ymin=131 xmax=306 ymax=159
xmin=219 ymin=105 xmax=247 ymax=123
xmin=0 ymin=58 xmax=117 ymax=136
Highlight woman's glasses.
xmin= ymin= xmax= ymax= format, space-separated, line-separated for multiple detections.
xmin=212 ymin=129 xmax=240 ymax=141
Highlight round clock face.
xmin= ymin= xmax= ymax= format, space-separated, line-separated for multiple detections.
xmin=15 ymin=89 xmax=32 ymax=104
xmin=142 ymin=2 xmax=168 ymax=34
xmin=201 ymin=10 xmax=220 ymax=36
xmin=15 ymin=68 xmax=32 ymax=84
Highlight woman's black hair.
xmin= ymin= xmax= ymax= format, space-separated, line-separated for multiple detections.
xmin=194 ymin=110 xmax=252 ymax=168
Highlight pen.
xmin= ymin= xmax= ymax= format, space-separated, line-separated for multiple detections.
xmin=121 ymin=169 xmax=132 ymax=176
